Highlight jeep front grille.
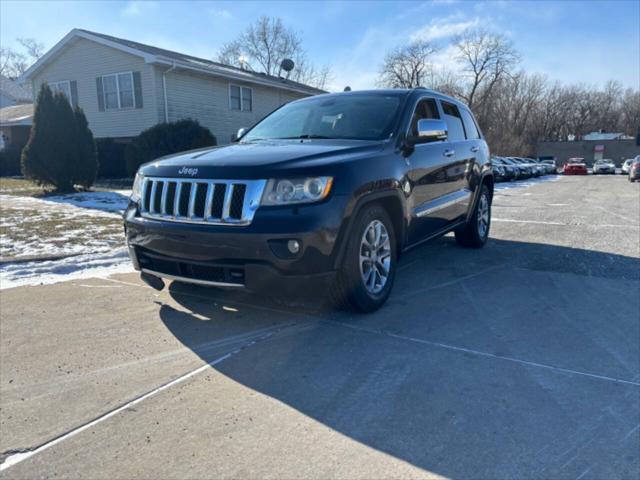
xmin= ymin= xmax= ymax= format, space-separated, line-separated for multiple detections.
xmin=140 ymin=178 xmax=266 ymax=225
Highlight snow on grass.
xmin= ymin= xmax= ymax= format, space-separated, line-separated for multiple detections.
xmin=0 ymin=248 xmax=133 ymax=289
xmin=0 ymin=192 xmax=129 ymax=260
xmin=0 ymin=187 xmax=135 ymax=289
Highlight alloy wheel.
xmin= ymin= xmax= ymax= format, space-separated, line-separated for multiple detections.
xmin=359 ymin=220 xmax=391 ymax=294
xmin=477 ymin=193 xmax=490 ymax=238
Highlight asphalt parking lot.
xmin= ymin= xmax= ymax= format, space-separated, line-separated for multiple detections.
xmin=1 ymin=175 xmax=638 ymax=479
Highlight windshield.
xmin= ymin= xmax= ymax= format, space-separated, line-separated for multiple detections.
xmin=242 ymin=94 xmax=404 ymax=142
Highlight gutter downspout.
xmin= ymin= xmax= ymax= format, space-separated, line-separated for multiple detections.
xmin=162 ymin=64 xmax=177 ymax=123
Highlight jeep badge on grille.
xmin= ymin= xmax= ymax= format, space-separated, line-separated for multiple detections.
xmin=178 ymin=167 xmax=198 ymax=176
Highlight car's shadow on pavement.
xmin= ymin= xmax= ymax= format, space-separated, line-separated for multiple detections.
xmin=159 ymin=238 xmax=640 ymax=478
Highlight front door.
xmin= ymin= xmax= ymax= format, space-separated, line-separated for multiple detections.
xmin=406 ymin=97 xmax=467 ymax=244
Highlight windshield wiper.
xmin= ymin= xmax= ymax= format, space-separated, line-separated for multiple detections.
xmin=275 ymin=134 xmax=334 ymax=140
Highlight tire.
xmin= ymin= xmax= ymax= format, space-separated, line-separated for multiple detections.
xmin=455 ymin=185 xmax=491 ymax=248
xmin=331 ymin=204 xmax=397 ymax=312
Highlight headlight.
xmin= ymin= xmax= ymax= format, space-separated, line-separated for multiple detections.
xmin=261 ymin=177 xmax=333 ymax=206
xmin=131 ymin=172 xmax=144 ymax=202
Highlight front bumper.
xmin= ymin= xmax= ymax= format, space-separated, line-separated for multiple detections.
xmin=124 ymin=194 xmax=349 ymax=292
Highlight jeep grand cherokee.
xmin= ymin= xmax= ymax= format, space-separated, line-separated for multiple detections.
xmin=124 ymin=88 xmax=493 ymax=312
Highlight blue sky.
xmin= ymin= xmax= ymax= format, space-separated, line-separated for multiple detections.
xmin=2 ymin=0 xmax=638 ymax=91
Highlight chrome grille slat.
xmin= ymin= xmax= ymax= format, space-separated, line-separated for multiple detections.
xmin=204 ymin=183 xmax=215 ymax=219
xmin=149 ymin=181 xmax=158 ymax=213
xmin=173 ymin=182 xmax=182 ymax=217
xmin=221 ymin=183 xmax=234 ymax=221
xmin=140 ymin=179 xmax=150 ymax=212
xmin=160 ymin=181 xmax=169 ymax=215
xmin=140 ymin=177 xmax=266 ymax=226
xmin=187 ymin=183 xmax=198 ymax=219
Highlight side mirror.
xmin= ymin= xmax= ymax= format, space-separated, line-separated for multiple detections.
xmin=407 ymin=119 xmax=448 ymax=146
xmin=236 ymin=127 xmax=248 ymax=141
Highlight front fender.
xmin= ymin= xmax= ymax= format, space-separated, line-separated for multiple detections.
xmin=332 ymin=185 xmax=407 ymax=269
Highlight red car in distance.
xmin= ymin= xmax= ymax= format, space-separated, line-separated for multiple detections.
xmin=564 ymin=158 xmax=588 ymax=175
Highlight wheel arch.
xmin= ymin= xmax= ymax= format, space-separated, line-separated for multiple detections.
xmin=333 ymin=189 xmax=407 ymax=269
xmin=465 ymin=172 xmax=494 ymax=222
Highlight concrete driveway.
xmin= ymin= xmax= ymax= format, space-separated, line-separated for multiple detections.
xmin=1 ymin=175 xmax=638 ymax=479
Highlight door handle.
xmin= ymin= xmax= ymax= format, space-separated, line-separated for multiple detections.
xmin=470 ymin=146 xmax=479 ymax=153
xmin=443 ymin=149 xmax=455 ymax=158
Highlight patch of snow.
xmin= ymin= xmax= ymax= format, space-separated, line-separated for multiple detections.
xmin=43 ymin=190 xmax=131 ymax=213
xmin=0 ymin=190 xmax=131 ymax=216
xmin=0 ymin=248 xmax=134 ymax=290
xmin=494 ymin=175 xmax=562 ymax=192
xmin=1 ymin=191 xmax=129 ymax=260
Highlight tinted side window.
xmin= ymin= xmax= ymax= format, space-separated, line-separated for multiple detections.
xmin=409 ymin=98 xmax=440 ymax=137
xmin=441 ymin=101 xmax=466 ymax=142
xmin=460 ymin=108 xmax=481 ymax=139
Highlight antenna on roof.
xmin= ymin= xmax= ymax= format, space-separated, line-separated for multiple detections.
xmin=238 ymin=54 xmax=249 ymax=70
xmin=279 ymin=58 xmax=295 ymax=79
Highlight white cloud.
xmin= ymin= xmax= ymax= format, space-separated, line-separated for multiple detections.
xmin=122 ymin=1 xmax=158 ymax=17
xmin=210 ymin=8 xmax=232 ymax=19
xmin=411 ymin=17 xmax=480 ymax=42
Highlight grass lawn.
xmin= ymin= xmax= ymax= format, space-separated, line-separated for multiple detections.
xmin=0 ymin=178 xmax=47 ymax=196
xmin=0 ymin=177 xmax=133 ymax=196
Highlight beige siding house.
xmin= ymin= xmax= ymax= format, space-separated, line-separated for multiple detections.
xmin=20 ymin=29 xmax=324 ymax=144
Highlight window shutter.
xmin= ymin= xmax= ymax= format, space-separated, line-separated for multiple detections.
xmin=133 ymin=71 xmax=143 ymax=108
xmin=70 ymin=81 xmax=78 ymax=108
xmin=96 ymin=77 xmax=105 ymax=112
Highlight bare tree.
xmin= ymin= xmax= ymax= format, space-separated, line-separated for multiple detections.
xmin=620 ymin=88 xmax=640 ymax=137
xmin=455 ymin=29 xmax=519 ymax=109
xmin=0 ymin=47 xmax=27 ymax=79
xmin=377 ymin=40 xmax=439 ymax=88
xmin=0 ymin=37 xmax=44 ymax=79
xmin=217 ymin=16 xmax=330 ymax=89
xmin=17 ymin=38 xmax=44 ymax=60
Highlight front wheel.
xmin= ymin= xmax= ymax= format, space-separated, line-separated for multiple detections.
xmin=332 ymin=204 xmax=397 ymax=312
xmin=455 ymin=185 xmax=491 ymax=248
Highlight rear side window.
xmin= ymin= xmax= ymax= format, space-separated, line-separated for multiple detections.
xmin=409 ymin=98 xmax=440 ymax=137
xmin=460 ymin=108 xmax=481 ymax=139
xmin=440 ymin=101 xmax=466 ymax=142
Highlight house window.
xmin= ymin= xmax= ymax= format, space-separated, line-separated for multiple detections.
xmin=101 ymin=72 xmax=135 ymax=109
xmin=49 ymin=81 xmax=71 ymax=101
xmin=229 ymin=84 xmax=252 ymax=112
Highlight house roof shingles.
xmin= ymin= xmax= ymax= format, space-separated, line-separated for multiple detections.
xmin=77 ymin=29 xmax=326 ymax=95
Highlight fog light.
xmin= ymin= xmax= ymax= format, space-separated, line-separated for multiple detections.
xmin=287 ymin=240 xmax=300 ymax=254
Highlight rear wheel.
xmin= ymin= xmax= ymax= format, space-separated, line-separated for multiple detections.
xmin=332 ymin=204 xmax=397 ymax=312
xmin=455 ymin=185 xmax=491 ymax=248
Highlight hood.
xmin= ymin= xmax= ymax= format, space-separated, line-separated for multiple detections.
xmin=138 ymin=139 xmax=386 ymax=179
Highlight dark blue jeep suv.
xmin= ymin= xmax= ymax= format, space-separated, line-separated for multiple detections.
xmin=124 ymin=88 xmax=493 ymax=312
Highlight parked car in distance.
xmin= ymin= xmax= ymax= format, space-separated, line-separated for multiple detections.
xmin=503 ymin=157 xmax=528 ymax=179
xmin=593 ymin=159 xmax=616 ymax=174
xmin=526 ymin=158 xmax=548 ymax=176
xmin=491 ymin=159 xmax=507 ymax=182
xmin=541 ymin=159 xmax=558 ymax=174
xmin=629 ymin=159 xmax=640 ymax=182
xmin=511 ymin=157 xmax=536 ymax=177
xmin=492 ymin=157 xmax=517 ymax=181
xmin=622 ymin=157 xmax=636 ymax=175
xmin=564 ymin=160 xmax=588 ymax=175
xmin=124 ymin=88 xmax=494 ymax=312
